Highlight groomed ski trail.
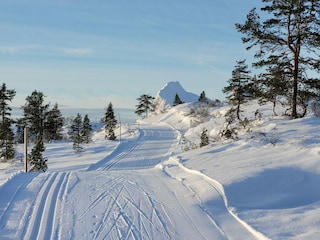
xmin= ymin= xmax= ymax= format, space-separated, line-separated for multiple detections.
xmin=0 ymin=123 xmax=271 ymax=239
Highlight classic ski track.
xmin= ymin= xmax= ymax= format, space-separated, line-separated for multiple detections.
xmin=98 ymin=129 xmax=146 ymax=171
xmin=24 ymin=172 xmax=67 ymax=240
xmin=0 ymin=173 xmax=35 ymax=230
xmin=101 ymin=141 xmax=141 ymax=171
xmin=100 ymin=125 xmax=177 ymax=171
xmin=54 ymin=172 xmax=72 ymax=240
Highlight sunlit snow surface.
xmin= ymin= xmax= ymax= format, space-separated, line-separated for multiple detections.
xmin=1 ymin=100 xmax=320 ymax=239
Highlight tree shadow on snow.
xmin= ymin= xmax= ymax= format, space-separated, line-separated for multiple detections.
xmin=225 ymin=167 xmax=320 ymax=210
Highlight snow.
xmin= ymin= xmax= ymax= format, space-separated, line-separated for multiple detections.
xmin=1 ymin=99 xmax=320 ymax=239
xmin=156 ymin=81 xmax=199 ymax=107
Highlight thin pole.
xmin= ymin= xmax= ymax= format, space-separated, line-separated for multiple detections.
xmin=24 ymin=127 xmax=28 ymax=172
xmin=118 ymin=113 xmax=121 ymax=143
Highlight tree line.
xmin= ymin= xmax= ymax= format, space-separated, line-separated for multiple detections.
xmin=0 ymin=85 xmax=118 ymax=172
xmin=2 ymin=1 xmax=320 ymax=167
xmin=136 ymin=0 xmax=320 ymax=121
xmin=135 ymin=1 xmax=320 ymax=147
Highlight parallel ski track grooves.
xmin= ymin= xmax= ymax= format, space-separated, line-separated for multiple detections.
xmin=100 ymin=141 xmax=141 ymax=171
xmin=24 ymin=172 xmax=68 ymax=240
xmin=54 ymin=172 xmax=72 ymax=240
xmin=0 ymin=173 xmax=35 ymax=230
xmin=100 ymin=126 xmax=176 ymax=171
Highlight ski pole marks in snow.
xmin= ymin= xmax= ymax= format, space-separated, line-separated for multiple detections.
xmin=62 ymin=172 xmax=177 ymax=239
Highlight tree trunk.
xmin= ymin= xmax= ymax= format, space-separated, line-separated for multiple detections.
xmin=291 ymin=50 xmax=300 ymax=118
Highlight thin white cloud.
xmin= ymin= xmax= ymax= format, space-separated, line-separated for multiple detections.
xmin=63 ymin=48 xmax=93 ymax=56
xmin=0 ymin=45 xmax=39 ymax=54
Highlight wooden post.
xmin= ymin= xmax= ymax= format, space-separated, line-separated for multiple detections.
xmin=24 ymin=127 xmax=28 ymax=172
xmin=118 ymin=113 xmax=121 ymax=143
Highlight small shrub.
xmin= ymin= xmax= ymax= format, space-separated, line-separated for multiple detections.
xmin=200 ymin=128 xmax=209 ymax=147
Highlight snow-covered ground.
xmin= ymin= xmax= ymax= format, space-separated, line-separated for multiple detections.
xmin=1 ymin=100 xmax=320 ymax=239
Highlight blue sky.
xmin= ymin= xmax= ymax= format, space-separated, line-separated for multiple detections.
xmin=0 ymin=0 xmax=261 ymax=109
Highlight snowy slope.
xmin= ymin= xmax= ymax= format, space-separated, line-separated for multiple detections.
xmin=1 ymin=100 xmax=320 ymax=239
xmin=156 ymin=81 xmax=199 ymax=107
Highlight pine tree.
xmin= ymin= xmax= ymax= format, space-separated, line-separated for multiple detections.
xmin=15 ymin=118 xmax=26 ymax=144
xmin=236 ymin=0 xmax=320 ymax=118
xmin=44 ymin=103 xmax=64 ymax=142
xmin=257 ymin=58 xmax=290 ymax=116
xmin=173 ymin=93 xmax=183 ymax=106
xmin=22 ymin=91 xmax=49 ymax=140
xmin=101 ymin=102 xmax=117 ymax=140
xmin=69 ymin=113 xmax=83 ymax=152
xmin=0 ymin=83 xmax=16 ymax=161
xmin=22 ymin=90 xmax=49 ymax=172
xmin=135 ymin=94 xmax=154 ymax=118
xmin=82 ymin=114 xmax=92 ymax=143
xmin=223 ymin=59 xmax=251 ymax=120
xmin=0 ymin=120 xmax=15 ymax=160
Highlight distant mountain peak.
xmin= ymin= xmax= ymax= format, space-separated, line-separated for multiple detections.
xmin=156 ymin=81 xmax=199 ymax=107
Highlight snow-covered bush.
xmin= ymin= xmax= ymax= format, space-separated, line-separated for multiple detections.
xmin=200 ymin=128 xmax=209 ymax=147
xmin=310 ymin=101 xmax=320 ymax=117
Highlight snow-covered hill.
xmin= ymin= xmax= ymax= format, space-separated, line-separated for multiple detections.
xmin=1 ymin=100 xmax=320 ymax=239
xmin=155 ymin=81 xmax=199 ymax=107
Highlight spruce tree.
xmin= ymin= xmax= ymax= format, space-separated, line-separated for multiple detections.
xmin=223 ymin=59 xmax=251 ymax=120
xmin=236 ymin=0 xmax=320 ymax=118
xmin=198 ymin=91 xmax=207 ymax=102
xmin=173 ymin=93 xmax=183 ymax=106
xmin=44 ymin=103 xmax=64 ymax=142
xmin=101 ymin=102 xmax=117 ymax=140
xmin=135 ymin=94 xmax=154 ymax=118
xmin=22 ymin=90 xmax=49 ymax=172
xmin=82 ymin=114 xmax=92 ymax=143
xmin=70 ymin=113 xmax=83 ymax=152
xmin=28 ymin=140 xmax=47 ymax=172
xmin=0 ymin=83 xmax=16 ymax=161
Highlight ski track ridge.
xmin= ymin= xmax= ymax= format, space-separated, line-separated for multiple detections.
xmin=164 ymin=157 xmax=271 ymax=240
